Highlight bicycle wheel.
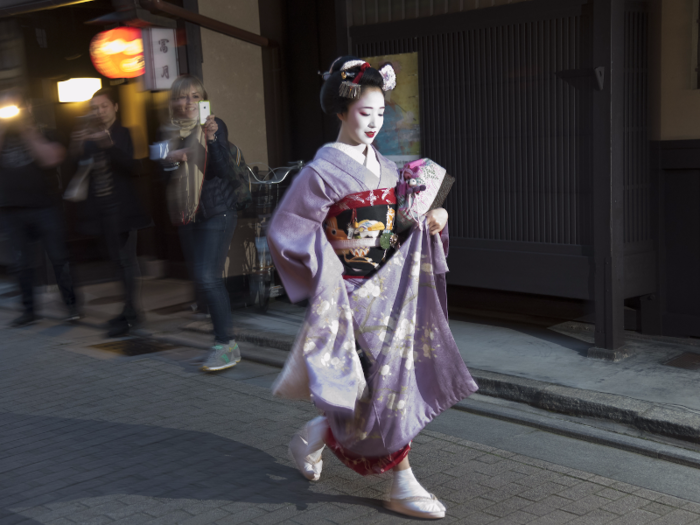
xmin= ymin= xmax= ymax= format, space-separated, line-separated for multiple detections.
xmin=248 ymin=273 xmax=271 ymax=313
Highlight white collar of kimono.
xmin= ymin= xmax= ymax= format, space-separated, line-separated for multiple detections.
xmin=323 ymin=142 xmax=381 ymax=179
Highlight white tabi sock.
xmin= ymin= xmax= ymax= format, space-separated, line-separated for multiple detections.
xmin=305 ymin=416 xmax=327 ymax=462
xmin=390 ymin=467 xmax=432 ymax=501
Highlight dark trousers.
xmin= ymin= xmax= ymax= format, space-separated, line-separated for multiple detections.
xmin=179 ymin=211 xmax=237 ymax=343
xmin=3 ymin=206 xmax=76 ymax=313
xmin=98 ymin=201 xmax=140 ymax=319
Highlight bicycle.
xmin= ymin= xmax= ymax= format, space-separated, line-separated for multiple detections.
xmin=243 ymin=160 xmax=305 ymax=312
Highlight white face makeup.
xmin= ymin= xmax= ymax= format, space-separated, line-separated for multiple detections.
xmin=337 ymin=88 xmax=385 ymax=148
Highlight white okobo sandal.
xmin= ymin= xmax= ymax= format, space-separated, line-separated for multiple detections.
xmin=288 ymin=417 xmax=327 ymax=481
xmin=384 ymin=494 xmax=446 ymax=519
xmin=288 ymin=432 xmax=323 ymax=481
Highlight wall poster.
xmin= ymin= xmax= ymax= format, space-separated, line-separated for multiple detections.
xmin=362 ymin=52 xmax=420 ymax=168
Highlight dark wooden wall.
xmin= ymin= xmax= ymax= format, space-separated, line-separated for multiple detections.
xmin=350 ymin=0 xmax=653 ymax=305
xmin=651 ymin=140 xmax=700 ymax=338
xmin=345 ymin=0 xmax=658 ymax=347
xmin=261 ymin=0 xmax=346 ymax=165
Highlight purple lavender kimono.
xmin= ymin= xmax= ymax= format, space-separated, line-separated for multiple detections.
xmin=268 ymin=146 xmax=478 ymax=460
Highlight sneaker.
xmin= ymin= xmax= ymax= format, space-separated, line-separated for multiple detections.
xmin=64 ymin=305 xmax=82 ymax=323
xmin=107 ymin=313 xmax=142 ymax=338
xmin=107 ymin=316 xmax=130 ymax=337
xmin=201 ymin=341 xmax=241 ymax=372
xmin=10 ymin=311 xmax=37 ymax=328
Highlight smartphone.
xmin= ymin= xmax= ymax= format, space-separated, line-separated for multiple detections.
xmin=198 ymin=100 xmax=211 ymax=125
xmin=76 ymin=114 xmax=97 ymax=130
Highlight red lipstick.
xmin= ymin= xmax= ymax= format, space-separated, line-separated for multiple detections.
xmin=365 ymin=131 xmax=376 ymax=138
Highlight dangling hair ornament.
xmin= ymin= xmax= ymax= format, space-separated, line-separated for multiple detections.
xmin=379 ymin=63 xmax=396 ymax=91
xmin=339 ymin=60 xmax=369 ymax=99
xmin=321 ymin=57 xmax=343 ymax=81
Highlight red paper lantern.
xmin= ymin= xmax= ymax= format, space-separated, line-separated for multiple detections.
xmin=90 ymin=27 xmax=144 ymax=79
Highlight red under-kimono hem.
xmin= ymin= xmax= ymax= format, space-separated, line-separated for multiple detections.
xmin=325 ymin=427 xmax=411 ymax=476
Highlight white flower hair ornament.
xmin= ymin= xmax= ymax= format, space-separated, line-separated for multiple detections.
xmin=379 ymin=63 xmax=397 ymax=91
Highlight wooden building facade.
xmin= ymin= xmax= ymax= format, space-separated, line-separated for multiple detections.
xmin=1 ymin=0 xmax=698 ymax=349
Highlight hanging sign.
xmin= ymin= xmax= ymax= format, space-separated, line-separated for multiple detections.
xmin=142 ymin=28 xmax=179 ymax=91
xmin=89 ymin=27 xmax=144 ymax=79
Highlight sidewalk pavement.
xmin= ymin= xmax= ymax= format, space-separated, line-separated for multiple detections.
xmin=2 ymin=310 xmax=700 ymax=525
xmin=2 ymin=277 xmax=700 ymax=449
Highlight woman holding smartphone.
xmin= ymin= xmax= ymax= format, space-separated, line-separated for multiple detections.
xmin=70 ymin=88 xmax=151 ymax=337
xmin=161 ymin=75 xmax=241 ymax=372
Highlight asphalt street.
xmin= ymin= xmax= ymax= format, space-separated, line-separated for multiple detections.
xmin=2 ymin=310 xmax=700 ymax=525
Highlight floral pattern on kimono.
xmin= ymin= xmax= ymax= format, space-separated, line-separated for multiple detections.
xmin=268 ymin=145 xmax=478 ymax=460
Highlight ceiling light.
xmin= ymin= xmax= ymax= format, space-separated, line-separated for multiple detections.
xmin=0 ymin=105 xmax=20 ymax=119
xmin=57 ymin=78 xmax=103 ymax=103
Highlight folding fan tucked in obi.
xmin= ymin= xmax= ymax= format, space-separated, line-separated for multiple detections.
xmin=395 ymin=158 xmax=455 ymax=233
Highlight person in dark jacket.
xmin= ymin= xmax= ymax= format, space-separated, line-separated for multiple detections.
xmin=0 ymin=88 xmax=80 ymax=327
xmin=69 ymin=88 xmax=151 ymax=336
xmin=160 ymin=75 xmax=239 ymax=372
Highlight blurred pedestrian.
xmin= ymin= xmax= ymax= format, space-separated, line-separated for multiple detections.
xmin=158 ymin=75 xmax=241 ymax=372
xmin=69 ymin=88 xmax=151 ymax=337
xmin=0 ymin=88 xmax=79 ymax=327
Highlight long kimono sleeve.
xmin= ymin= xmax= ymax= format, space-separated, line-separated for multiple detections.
xmin=268 ymin=167 xmax=344 ymax=303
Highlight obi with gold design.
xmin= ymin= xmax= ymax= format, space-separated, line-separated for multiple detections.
xmin=324 ymin=187 xmax=399 ymax=278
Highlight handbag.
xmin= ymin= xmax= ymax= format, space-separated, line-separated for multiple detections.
xmin=395 ymin=158 xmax=455 ymax=232
xmin=225 ymin=142 xmax=252 ymax=211
xmin=63 ymin=158 xmax=94 ymax=202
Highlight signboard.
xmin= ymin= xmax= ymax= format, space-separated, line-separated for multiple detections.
xmin=142 ymin=28 xmax=179 ymax=91
xmin=362 ymin=52 xmax=420 ymax=168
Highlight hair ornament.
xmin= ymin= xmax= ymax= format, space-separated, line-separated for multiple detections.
xmin=339 ymin=80 xmax=361 ymax=99
xmin=379 ymin=63 xmax=396 ymax=91
xmin=320 ymin=57 xmax=344 ymax=82
xmin=339 ymin=61 xmax=371 ymax=99
xmin=340 ymin=60 xmax=366 ymax=72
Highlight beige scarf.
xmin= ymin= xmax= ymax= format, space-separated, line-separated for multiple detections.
xmin=172 ymin=117 xmax=199 ymax=138
xmin=166 ymin=119 xmax=207 ymax=225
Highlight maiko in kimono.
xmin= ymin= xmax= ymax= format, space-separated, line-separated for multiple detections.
xmin=267 ymin=56 xmax=478 ymax=519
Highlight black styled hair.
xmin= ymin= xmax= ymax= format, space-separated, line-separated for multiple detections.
xmin=91 ymin=87 xmax=117 ymax=105
xmin=320 ymin=55 xmax=385 ymax=116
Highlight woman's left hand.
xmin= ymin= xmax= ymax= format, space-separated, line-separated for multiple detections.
xmin=203 ymin=114 xmax=218 ymax=141
xmin=425 ymin=208 xmax=448 ymax=235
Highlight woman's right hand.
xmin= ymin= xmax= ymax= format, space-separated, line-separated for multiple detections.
xmin=167 ymin=148 xmax=189 ymax=163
